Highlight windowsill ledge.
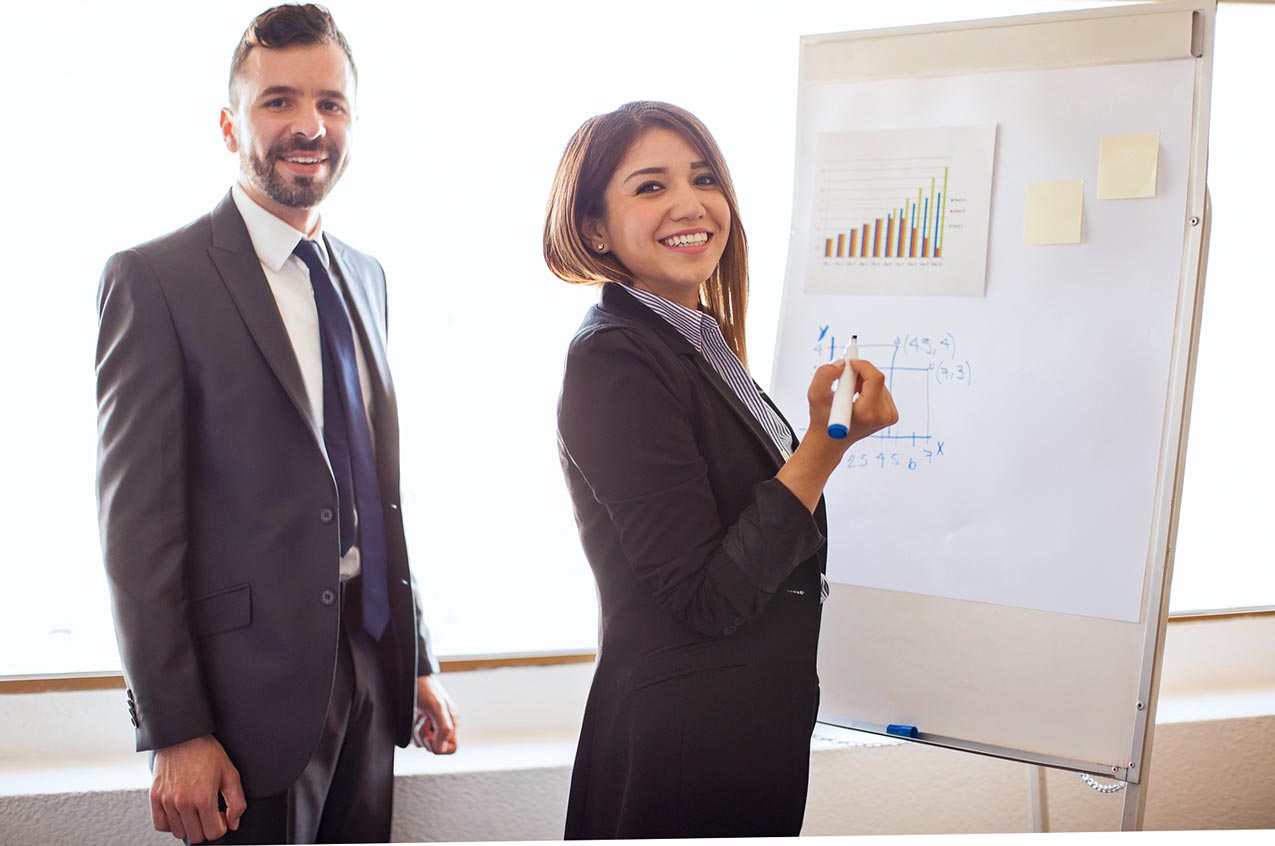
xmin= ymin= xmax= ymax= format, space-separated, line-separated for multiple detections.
xmin=9 ymin=686 xmax=1273 ymax=801
xmin=0 ymin=733 xmax=584 ymax=799
xmin=1154 ymin=685 xmax=1275 ymax=724
xmin=0 ymin=733 xmax=899 ymax=801
xmin=3 ymin=646 xmax=1273 ymax=802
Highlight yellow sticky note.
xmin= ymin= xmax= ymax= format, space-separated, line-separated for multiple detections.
xmin=1024 ymin=180 xmax=1083 ymax=245
xmin=1097 ymin=133 xmax=1160 ymax=200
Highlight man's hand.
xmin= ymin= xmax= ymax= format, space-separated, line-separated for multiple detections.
xmin=150 ymin=734 xmax=246 ymax=843
xmin=412 ymin=674 xmax=459 ymax=754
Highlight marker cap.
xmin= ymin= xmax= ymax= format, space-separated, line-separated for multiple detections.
xmin=828 ymin=424 xmax=849 ymax=439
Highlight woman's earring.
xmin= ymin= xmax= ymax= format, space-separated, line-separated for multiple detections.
xmin=596 ymin=243 xmax=606 ymax=252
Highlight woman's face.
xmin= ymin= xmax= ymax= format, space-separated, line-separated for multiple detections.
xmin=590 ymin=127 xmax=730 ymax=309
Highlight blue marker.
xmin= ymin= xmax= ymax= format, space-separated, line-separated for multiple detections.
xmin=827 ymin=335 xmax=858 ymax=439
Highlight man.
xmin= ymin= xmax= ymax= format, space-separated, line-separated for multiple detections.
xmin=95 ymin=5 xmax=458 ymax=843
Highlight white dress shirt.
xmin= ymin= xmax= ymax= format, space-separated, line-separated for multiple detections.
xmin=231 ymin=184 xmax=373 ymax=580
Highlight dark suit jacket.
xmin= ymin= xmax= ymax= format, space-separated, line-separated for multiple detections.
xmin=95 ymin=192 xmax=437 ymax=799
xmin=557 ymin=283 xmax=829 ymax=839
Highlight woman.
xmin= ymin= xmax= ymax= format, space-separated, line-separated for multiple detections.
xmin=544 ymin=101 xmax=897 ymax=838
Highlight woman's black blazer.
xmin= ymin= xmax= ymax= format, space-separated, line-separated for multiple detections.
xmin=558 ymin=283 xmax=829 ymax=839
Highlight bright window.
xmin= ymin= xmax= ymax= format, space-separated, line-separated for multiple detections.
xmin=4 ymin=0 xmax=1255 ymax=679
xmin=1169 ymin=1 xmax=1275 ymax=614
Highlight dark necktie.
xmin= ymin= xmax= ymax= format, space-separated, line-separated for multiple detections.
xmin=294 ymin=239 xmax=391 ymax=640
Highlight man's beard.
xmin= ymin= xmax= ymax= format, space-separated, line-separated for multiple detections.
xmin=244 ymin=138 xmax=347 ymax=209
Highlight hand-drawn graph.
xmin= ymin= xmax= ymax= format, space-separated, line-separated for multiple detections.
xmin=810 ymin=326 xmax=972 ymax=472
xmin=805 ymin=125 xmax=997 ymax=298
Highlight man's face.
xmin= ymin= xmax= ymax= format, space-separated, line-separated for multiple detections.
xmin=221 ymin=42 xmax=356 ymax=220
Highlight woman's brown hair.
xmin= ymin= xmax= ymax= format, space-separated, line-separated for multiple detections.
xmin=543 ymin=102 xmax=751 ymax=366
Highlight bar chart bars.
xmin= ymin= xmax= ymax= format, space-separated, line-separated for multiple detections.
xmin=805 ymin=125 xmax=996 ymax=298
xmin=821 ymin=166 xmax=950 ymax=260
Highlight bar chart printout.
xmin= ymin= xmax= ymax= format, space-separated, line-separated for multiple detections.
xmin=805 ymin=124 xmax=997 ymax=298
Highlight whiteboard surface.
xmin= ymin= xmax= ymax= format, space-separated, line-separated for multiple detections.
xmin=773 ymin=59 xmax=1197 ymax=624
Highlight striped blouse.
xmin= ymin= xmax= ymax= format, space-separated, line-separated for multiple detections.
xmin=620 ymin=284 xmax=794 ymax=460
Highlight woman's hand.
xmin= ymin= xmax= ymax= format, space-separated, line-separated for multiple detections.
xmin=840 ymin=357 xmax=899 ymax=443
xmin=776 ymin=358 xmax=899 ymax=512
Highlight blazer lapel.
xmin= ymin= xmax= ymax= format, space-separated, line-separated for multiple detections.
xmin=601 ymin=283 xmax=787 ymax=471
xmin=206 ymin=193 xmax=325 ymax=455
xmin=323 ymin=237 xmax=393 ymax=415
xmin=692 ymin=357 xmax=789 ymax=469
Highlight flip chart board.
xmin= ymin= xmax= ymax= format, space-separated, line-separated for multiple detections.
xmin=769 ymin=4 xmax=1214 ymax=815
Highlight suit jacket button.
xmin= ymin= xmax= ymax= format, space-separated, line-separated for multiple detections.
xmin=130 ymin=715 xmax=139 ymax=728
xmin=320 ymin=588 xmax=337 ymax=606
xmin=319 ymin=508 xmax=335 ymax=524
xmin=723 ymin=625 xmax=737 ymax=636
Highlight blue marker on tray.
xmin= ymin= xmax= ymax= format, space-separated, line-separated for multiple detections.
xmin=886 ymin=724 xmax=919 ymax=739
xmin=827 ymin=335 xmax=858 ymax=439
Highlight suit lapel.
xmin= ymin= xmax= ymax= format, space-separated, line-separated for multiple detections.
xmin=323 ymin=235 xmax=392 ymax=438
xmin=206 ymin=193 xmax=325 ymax=455
xmin=324 ymin=236 xmax=400 ymax=492
xmin=601 ymin=283 xmax=787 ymax=471
xmin=324 ymin=236 xmax=391 ymax=406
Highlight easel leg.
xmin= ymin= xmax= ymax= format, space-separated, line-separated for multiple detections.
xmin=1027 ymin=764 xmax=1050 ymax=833
xmin=1121 ymin=779 xmax=1146 ymax=831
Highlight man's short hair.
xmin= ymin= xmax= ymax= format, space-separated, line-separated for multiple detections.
xmin=229 ymin=4 xmax=357 ymax=102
